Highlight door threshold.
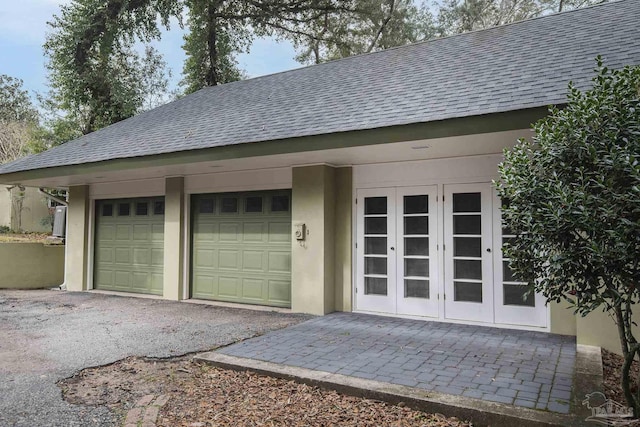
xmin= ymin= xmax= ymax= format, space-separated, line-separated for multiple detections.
xmin=89 ymin=289 xmax=163 ymax=300
xmin=185 ymin=298 xmax=292 ymax=314
xmin=353 ymin=309 xmax=549 ymax=332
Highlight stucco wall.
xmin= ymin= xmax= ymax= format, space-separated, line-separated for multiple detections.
xmin=0 ymin=243 xmax=64 ymax=289
xmin=66 ymin=185 xmax=90 ymax=292
xmin=291 ymin=165 xmax=337 ymax=315
xmin=334 ymin=167 xmax=353 ymax=312
xmin=576 ymin=308 xmax=640 ymax=356
xmin=549 ymin=300 xmax=577 ymax=336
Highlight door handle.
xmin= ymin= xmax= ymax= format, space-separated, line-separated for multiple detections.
xmin=390 ymin=247 xmax=395 ymax=251
xmin=486 ymin=248 xmax=491 ymax=253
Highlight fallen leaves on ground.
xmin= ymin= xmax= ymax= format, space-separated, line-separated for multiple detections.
xmin=0 ymin=233 xmax=52 ymax=243
xmin=158 ymin=363 xmax=471 ymax=427
xmin=61 ymin=357 xmax=470 ymax=426
xmin=603 ymin=348 xmax=640 ymax=404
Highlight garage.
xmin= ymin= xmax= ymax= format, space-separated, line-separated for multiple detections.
xmin=191 ymin=190 xmax=292 ymax=307
xmin=94 ymin=197 xmax=165 ymax=295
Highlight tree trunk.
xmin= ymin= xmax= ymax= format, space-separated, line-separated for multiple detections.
xmin=205 ymin=4 xmax=219 ymax=86
xmin=622 ymin=343 xmax=640 ymax=417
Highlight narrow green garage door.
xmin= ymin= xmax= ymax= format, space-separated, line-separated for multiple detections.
xmin=191 ymin=190 xmax=291 ymax=307
xmin=94 ymin=197 xmax=165 ymax=295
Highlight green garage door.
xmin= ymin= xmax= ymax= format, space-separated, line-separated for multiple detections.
xmin=94 ymin=197 xmax=165 ymax=295
xmin=191 ymin=190 xmax=291 ymax=307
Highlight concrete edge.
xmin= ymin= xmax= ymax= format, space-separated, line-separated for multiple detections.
xmin=573 ymin=344 xmax=604 ymax=420
xmin=194 ymin=352 xmax=586 ymax=427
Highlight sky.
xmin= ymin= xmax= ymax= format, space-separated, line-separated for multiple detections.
xmin=0 ymin=0 xmax=301 ymax=103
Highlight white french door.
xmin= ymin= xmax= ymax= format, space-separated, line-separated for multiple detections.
xmin=443 ymin=184 xmax=494 ymax=323
xmin=492 ymin=192 xmax=547 ymax=327
xmin=355 ymin=186 xmax=438 ymax=317
xmin=355 ymin=182 xmax=547 ymax=329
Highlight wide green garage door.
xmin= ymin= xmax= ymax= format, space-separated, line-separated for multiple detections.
xmin=191 ymin=190 xmax=291 ymax=307
xmin=94 ymin=197 xmax=165 ymax=295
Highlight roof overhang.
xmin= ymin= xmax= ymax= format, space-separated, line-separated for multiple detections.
xmin=0 ymin=107 xmax=547 ymax=188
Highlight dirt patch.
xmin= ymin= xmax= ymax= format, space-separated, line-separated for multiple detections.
xmin=61 ymin=357 xmax=470 ymax=426
xmin=603 ymin=348 xmax=640 ymax=404
xmin=0 ymin=233 xmax=53 ymax=243
xmin=59 ymin=356 xmax=192 ymax=410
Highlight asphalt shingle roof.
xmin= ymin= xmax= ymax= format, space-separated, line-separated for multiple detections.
xmin=1 ymin=0 xmax=639 ymax=175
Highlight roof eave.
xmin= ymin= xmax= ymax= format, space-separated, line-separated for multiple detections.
xmin=0 ymin=107 xmax=549 ymax=186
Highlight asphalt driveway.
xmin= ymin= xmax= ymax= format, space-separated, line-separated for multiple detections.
xmin=0 ymin=290 xmax=309 ymax=427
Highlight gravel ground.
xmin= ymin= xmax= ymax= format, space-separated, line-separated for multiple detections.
xmin=0 ymin=290 xmax=310 ymax=427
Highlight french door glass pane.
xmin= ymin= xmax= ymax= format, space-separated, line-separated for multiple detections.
xmin=365 ymin=197 xmax=387 ymax=214
xmin=365 ymin=217 xmax=387 ymax=234
xmin=405 ymin=237 xmax=428 ymax=256
xmin=453 ymin=215 xmax=481 ymax=234
xmin=404 ymin=195 xmax=428 ymax=214
xmin=454 ymin=237 xmax=481 ymax=257
xmin=503 ymin=261 xmax=516 ymax=282
xmin=454 ymin=281 xmax=482 ymax=302
xmin=365 ymin=257 xmax=387 ymax=275
xmin=405 ymin=279 xmax=429 ymax=298
xmin=365 ymin=237 xmax=387 ymax=254
xmin=405 ymin=259 xmax=429 ymax=277
xmin=365 ymin=277 xmax=387 ymax=295
xmin=453 ymin=193 xmax=481 ymax=212
xmin=404 ymin=216 xmax=428 ymax=235
xmin=454 ymin=259 xmax=481 ymax=280
xmin=504 ymin=284 xmax=534 ymax=306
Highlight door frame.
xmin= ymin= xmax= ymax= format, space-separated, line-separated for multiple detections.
xmin=443 ymin=182 xmax=495 ymax=323
xmin=352 ymin=165 xmax=551 ymax=331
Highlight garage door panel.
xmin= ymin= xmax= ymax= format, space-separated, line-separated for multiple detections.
xmin=95 ymin=270 xmax=113 ymax=287
xmin=133 ymin=224 xmax=150 ymax=241
xmin=116 ymin=224 xmax=131 ymax=241
xmin=268 ymin=222 xmax=291 ymax=242
xmin=132 ymin=272 xmax=150 ymax=290
xmin=114 ymin=270 xmax=130 ymax=287
xmin=193 ymin=223 xmax=216 ymax=243
xmin=98 ymin=248 xmax=113 ymax=263
xmin=242 ymin=223 xmax=265 ymax=242
xmin=218 ymin=277 xmax=240 ymax=298
xmin=242 ymin=278 xmax=264 ymax=300
xmin=94 ymin=197 xmax=164 ymax=295
xmin=133 ymin=248 xmax=150 ymax=265
xmin=195 ymin=248 xmax=216 ymax=268
xmin=115 ymin=248 xmax=131 ymax=264
xmin=151 ymin=273 xmax=164 ymax=293
xmin=242 ymin=251 xmax=264 ymax=271
xmin=269 ymin=280 xmax=291 ymax=304
xmin=192 ymin=274 xmax=216 ymax=297
xmin=268 ymin=252 xmax=290 ymax=273
xmin=191 ymin=191 xmax=291 ymax=307
xmin=100 ymin=225 xmax=116 ymax=240
xmin=151 ymin=248 xmax=164 ymax=266
xmin=219 ymin=223 xmax=240 ymax=242
xmin=151 ymin=224 xmax=165 ymax=241
xmin=218 ymin=250 xmax=239 ymax=269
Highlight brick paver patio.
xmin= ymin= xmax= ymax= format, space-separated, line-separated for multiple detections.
xmin=219 ymin=312 xmax=576 ymax=413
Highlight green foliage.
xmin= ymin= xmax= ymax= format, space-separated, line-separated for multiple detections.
xmin=181 ymin=0 xmax=251 ymax=94
xmin=0 ymin=75 xmax=38 ymax=123
xmin=0 ymin=225 xmax=10 ymax=234
xmin=44 ymin=0 xmax=179 ymax=135
xmin=289 ymin=0 xmax=436 ymax=64
xmin=497 ymin=58 xmax=640 ymax=413
xmin=0 ymin=75 xmax=40 ymax=163
xmin=435 ymin=0 xmax=606 ymax=36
